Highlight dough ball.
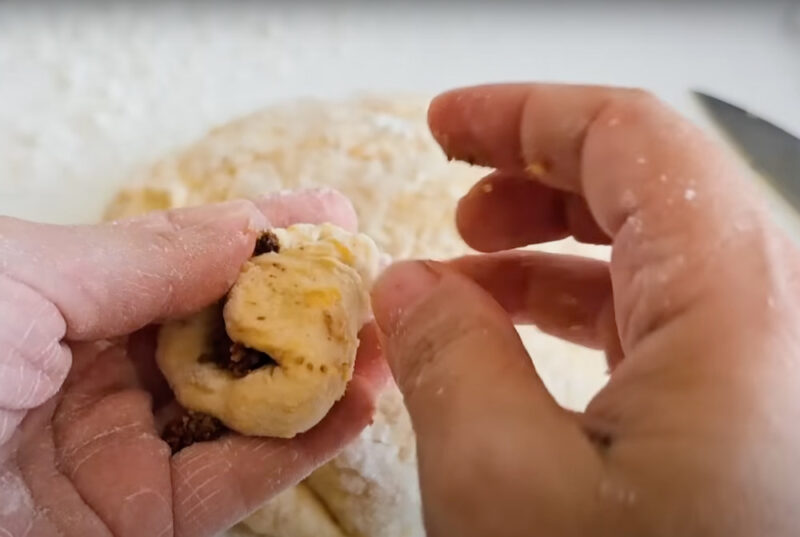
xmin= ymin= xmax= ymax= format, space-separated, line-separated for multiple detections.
xmin=156 ymin=223 xmax=380 ymax=438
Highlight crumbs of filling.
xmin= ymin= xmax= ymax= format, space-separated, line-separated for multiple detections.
xmin=200 ymin=302 xmax=278 ymax=378
xmin=162 ymin=410 xmax=227 ymax=454
xmin=253 ymin=230 xmax=280 ymax=256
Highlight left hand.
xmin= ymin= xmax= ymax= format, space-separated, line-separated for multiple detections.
xmin=0 ymin=189 xmax=387 ymax=537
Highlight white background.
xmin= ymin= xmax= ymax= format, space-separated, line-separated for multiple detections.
xmin=1 ymin=1 xmax=799 ymax=224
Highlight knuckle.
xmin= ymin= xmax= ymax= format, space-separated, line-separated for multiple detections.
xmin=626 ymin=87 xmax=657 ymax=103
xmin=0 ymin=274 xmax=68 ymax=410
xmin=618 ymin=88 xmax=666 ymax=119
xmin=594 ymin=88 xmax=664 ymax=130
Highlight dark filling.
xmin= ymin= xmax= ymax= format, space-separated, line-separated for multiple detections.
xmin=162 ymin=411 xmax=227 ymax=454
xmin=199 ymin=303 xmax=278 ymax=378
xmin=227 ymin=342 xmax=277 ymax=377
xmin=253 ymin=230 xmax=280 ymax=255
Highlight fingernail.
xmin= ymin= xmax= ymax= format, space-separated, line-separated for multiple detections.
xmin=371 ymin=260 xmax=443 ymax=335
xmin=170 ymin=200 xmax=267 ymax=233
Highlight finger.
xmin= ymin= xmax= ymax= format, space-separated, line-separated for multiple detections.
xmin=51 ymin=342 xmax=174 ymax=537
xmin=428 ymin=83 xmax=625 ymax=188
xmin=371 ymin=260 xmax=601 ymax=534
xmin=448 ymin=251 xmax=620 ymax=358
xmin=255 ymin=188 xmax=359 ymax=232
xmin=0 ymin=188 xmax=359 ymax=343
xmin=0 ymin=200 xmax=264 ymax=341
xmin=456 ymin=171 xmax=609 ymax=252
xmin=455 ymin=170 xmax=568 ymax=251
xmin=171 ymin=327 xmax=387 ymax=537
xmin=371 ymin=259 xmax=578 ymax=430
xmin=563 ymin=193 xmax=611 ymax=244
xmin=13 ymin=398 xmax=115 ymax=537
xmin=0 ymin=274 xmax=69 ymax=420
xmin=430 ymin=83 xmax=773 ymax=350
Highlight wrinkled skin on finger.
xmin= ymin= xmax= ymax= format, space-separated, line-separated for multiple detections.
xmin=373 ymin=84 xmax=800 ymax=537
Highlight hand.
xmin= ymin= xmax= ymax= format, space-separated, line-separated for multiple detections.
xmin=0 ymin=189 xmax=387 ymax=537
xmin=372 ymin=84 xmax=800 ymax=537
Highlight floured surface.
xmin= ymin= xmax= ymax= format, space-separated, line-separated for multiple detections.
xmin=241 ymin=484 xmax=347 ymax=537
xmin=4 ymin=3 xmax=798 ymax=226
xmin=305 ymin=385 xmax=423 ymax=537
xmin=106 ymin=95 xmax=609 ymax=537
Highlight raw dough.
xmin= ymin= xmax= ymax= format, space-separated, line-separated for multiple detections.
xmin=241 ymin=484 xmax=347 ymax=537
xmin=305 ymin=383 xmax=422 ymax=537
xmin=104 ymin=95 xmax=484 ymax=260
xmin=156 ymin=223 xmax=380 ymax=438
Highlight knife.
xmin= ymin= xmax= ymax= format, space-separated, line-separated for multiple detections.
xmin=693 ymin=90 xmax=800 ymax=212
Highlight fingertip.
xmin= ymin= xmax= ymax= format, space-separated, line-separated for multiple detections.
xmin=354 ymin=323 xmax=391 ymax=393
xmin=371 ymin=260 xmax=443 ymax=337
xmin=255 ymin=188 xmax=359 ymax=231
xmin=308 ymin=187 xmax=359 ymax=231
xmin=371 ymin=258 xmax=578 ymax=461
xmin=427 ymin=84 xmax=529 ymax=167
xmin=427 ymin=90 xmax=458 ymax=153
xmin=162 ymin=199 xmax=267 ymax=237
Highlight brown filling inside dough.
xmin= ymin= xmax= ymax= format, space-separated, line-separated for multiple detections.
xmin=161 ymin=231 xmax=284 ymax=453
xmin=162 ymin=411 xmax=227 ymax=454
xmin=195 ymin=232 xmax=280 ymax=376
xmin=199 ymin=303 xmax=278 ymax=378
xmin=253 ymin=230 xmax=280 ymax=256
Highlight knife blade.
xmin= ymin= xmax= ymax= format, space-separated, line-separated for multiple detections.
xmin=693 ymin=90 xmax=800 ymax=212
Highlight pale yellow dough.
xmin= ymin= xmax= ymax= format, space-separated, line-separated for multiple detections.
xmin=241 ymin=484 xmax=347 ymax=537
xmin=156 ymin=223 xmax=380 ymax=438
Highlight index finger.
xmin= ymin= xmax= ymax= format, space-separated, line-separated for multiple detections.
xmin=429 ymin=84 xmax=777 ymax=350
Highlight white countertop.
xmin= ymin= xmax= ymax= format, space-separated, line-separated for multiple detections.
xmin=1 ymin=2 xmax=799 ymax=224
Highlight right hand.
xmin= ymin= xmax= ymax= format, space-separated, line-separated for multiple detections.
xmin=372 ymin=84 xmax=800 ymax=536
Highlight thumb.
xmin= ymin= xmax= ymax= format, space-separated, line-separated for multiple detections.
xmin=372 ymin=261 xmax=601 ymax=536
xmin=0 ymin=188 xmax=358 ymax=341
xmin=1 ymin=199 xmax=266 ymax=341
xmin=0 ymin=200 xmax=263 ymax=443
